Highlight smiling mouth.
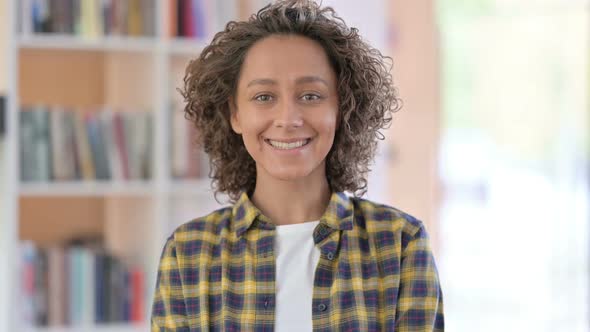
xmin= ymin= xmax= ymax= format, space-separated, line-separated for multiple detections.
xmin=264 ymin=138 xmax=312 ymax=150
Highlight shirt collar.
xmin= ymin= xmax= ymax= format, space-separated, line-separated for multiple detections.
xmin=231 ymin=191 xmax=354 ymax=238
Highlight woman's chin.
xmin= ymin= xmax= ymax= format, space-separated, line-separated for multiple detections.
xmin=261 ymin=165 xmax=315 ymax=183
xmin=269 ymin=170 xmax=311 ymax=182
xmin=256 ymin=159 xmax=327 ymax=184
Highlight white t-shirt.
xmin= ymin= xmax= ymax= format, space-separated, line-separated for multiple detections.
xmin=274 ymin=220 xmax=321 ymax=331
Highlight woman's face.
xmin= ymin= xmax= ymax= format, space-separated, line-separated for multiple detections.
xmin=230 ymin=34 xmax=339 ymax=184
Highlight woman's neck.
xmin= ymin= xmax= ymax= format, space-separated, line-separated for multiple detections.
xmin=251 ymin=168 xmax=332 ymax=226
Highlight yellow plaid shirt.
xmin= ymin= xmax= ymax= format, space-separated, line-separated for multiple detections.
xmin=151 ymin=191 xmax=444 ymax=331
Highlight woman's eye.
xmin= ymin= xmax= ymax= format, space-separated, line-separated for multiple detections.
xmin=301 ymin=94 xmax=321 ymax=101
xmin=254 ymin=94 xmax=273 ymax=102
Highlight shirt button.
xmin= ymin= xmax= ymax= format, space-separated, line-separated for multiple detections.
xmin=318 ymin=303 xmax=327 ymax=311
xmin=264 ymin=298 xmax=269 ymax=308
xmin=326 ymin=252 xmax=334 ymax=260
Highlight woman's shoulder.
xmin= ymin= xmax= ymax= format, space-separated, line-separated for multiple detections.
xmin=168 ymin=205 xmax=234 ymax=244
xmin=349 ymin=196 xmax=427 ymax=237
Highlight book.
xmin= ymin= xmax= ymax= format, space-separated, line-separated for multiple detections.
xmin=20 ymin=109 xmax=36 ymax=181
xmin=21 ymin=241 xmax=146 ymax=326
xmin=137 ymin=111 xmax=153 ymax=179
xmin=34 ymin=248 xmax=49 ymax=326
xmin=73 ymin=111 xmax=96 ymax=180
xmin=20 ymin=241 xmax=37 ymax=327
xmin=85 ymin=111 xmax=111 ymax=180
xmin=130 ymin=265 xmax=145 ymax=322
xmin=20 ymin=105 xmax=156 ymax=183
xmin=169 ymin=0 xmax=178 ymax=37
xmin=26 ymin=0 xmax=156 ymax=37
xmin=47 ymin=246 xmax=67 ymax=326
xmin=30 ymin=106 xmax=52 ymax=182
xmin=50 ymin=107 xmax=69 ymax=181
xmin=113 ymin=112 xmax=130 ymax=180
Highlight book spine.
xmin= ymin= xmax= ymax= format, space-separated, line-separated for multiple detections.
xmin=74 ymin=111 xmax=96 ymax=180
xmin=113 ymin=113 xmax=130 ymax=180
xmin=94 ymin=252 xmax=104 ymax=323
xmin=100 ymin=110 xmax=122 ymax=181
xmin=183 ymin=0 xmax=194 ymax=37
xmin=102 ymin=0 xmax=112 ymax=36
xmin=49 ymin=107 xmax=65 ymax=181
xmin=177 ymin=0 xmax=185 ymax=37
xmin=123 ymin=113 xmax=139 ymax=180
xmin=130 ymin=266 xmax=145 ymax=322
xmin=81 ymin=248 xmax=96 ymax=324
xmin=20 ymin=241 xmax=37 ymax=326
xmin=34 ymin=249 xmax=48 ymax=326
xmin=67 ymin=247 xmax=81 ymax=325
xmin=86 ymin=112 xmax=111 ymax=180
xmin=20 ymin=109 xmax=35 ymax=182
xmin=65 ymin=0 xmax=75 ymax=34
xmin=63 ymin=110 xmax=78 ymax=180
xmin=31 ymin=106 xmax=52 ymax=182
xmin=169 ymin=0 xmax=178 ymax=37
xmin=192 ymin=0 xmax=200 ymax=38
xmin=127 ymin=0 xmax=142 ymax=36
xmin=123 ymin=269 xmax=131 ymax=321
xmin=47 ymin=246 xmax=66 ymax=326
xmin=144 ymin=112 xmax=154 ymax=179
xmin=140 ymin=0 xmax=155 ymax=36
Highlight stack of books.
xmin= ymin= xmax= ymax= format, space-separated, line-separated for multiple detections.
xmin=19 ymin=106 xmax=153 ymax=182
xmin=20 ymin=240 xmax=146 ymax=326
xmin=25 ymin=0 xmax=156 ymax=37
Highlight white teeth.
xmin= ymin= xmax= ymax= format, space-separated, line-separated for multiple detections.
xmin=267 ymin=139 xmax=309 ymax=150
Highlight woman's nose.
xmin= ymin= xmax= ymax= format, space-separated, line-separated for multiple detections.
xmin=274 ymin=100 xmax=303 ymax=129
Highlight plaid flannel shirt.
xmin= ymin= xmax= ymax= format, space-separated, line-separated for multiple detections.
xmin=151 ymin=191 xmax=444 ymax=331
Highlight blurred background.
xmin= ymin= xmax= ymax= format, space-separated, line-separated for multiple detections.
xmin=0 ymin=0 xmax=588 ymax=331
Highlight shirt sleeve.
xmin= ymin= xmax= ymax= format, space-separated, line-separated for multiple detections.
xmin=395 ymin=223 xmax=445 ymax=331
xmin=151 ymin=235 xmax=189 ymax=331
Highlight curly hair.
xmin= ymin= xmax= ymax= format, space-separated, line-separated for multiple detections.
xmin=181 ymin=0 xmax=401 ymax=202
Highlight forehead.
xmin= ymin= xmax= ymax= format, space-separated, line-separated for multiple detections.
xmin=238 ymin=34 xmax=336 ymax=85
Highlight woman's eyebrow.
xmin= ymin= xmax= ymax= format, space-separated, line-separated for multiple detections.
xmin=246 ymin=76 xmax=329 ymax=88
xmin=246 ymin=78 xmax=276 ymax=88
xmin=295 ymin=76 xmax=329 ymax=86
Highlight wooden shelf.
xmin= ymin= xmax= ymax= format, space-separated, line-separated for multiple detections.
xmin=18 ymin=35 xmax=157 ymax=53
xmin=166 ymin=38 xmax=208 ymax=56
xmin=24 ymin=323 xmax=148 ymax=332
xmin=17 ymin=179 xmax=218 ymax=197
xmin=19 ymin=181 xmax=156 ymax=197
xmin=17 ymin=34 xmax=209 ymax=56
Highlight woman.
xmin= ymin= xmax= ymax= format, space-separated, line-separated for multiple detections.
xmin=151 ymin=0 xmax=444 ymax=331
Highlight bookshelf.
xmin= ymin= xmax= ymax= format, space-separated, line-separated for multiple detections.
xmin=1 ymin=1 xmax=258 ymax=331
xmin=24 ymin=324 xmax=148 ymax=332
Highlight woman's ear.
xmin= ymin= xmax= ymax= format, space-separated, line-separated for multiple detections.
xmin=228 ymin=96 xmax=242 ymax=134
